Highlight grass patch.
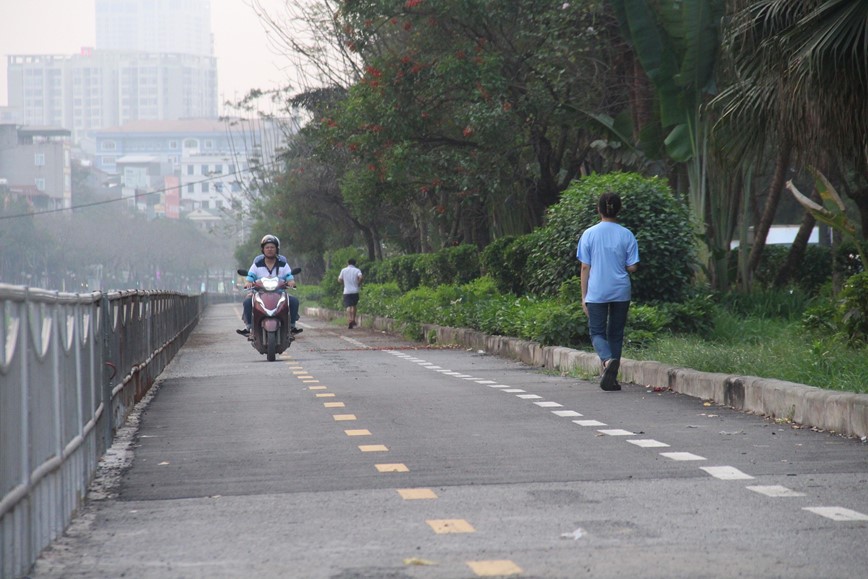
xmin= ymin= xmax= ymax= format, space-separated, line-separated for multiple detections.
xmin=624 ymin=313 xmax=868 ymax=394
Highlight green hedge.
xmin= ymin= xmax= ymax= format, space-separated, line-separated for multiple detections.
xmin=524 ymin=172 xmax=697 ymax=302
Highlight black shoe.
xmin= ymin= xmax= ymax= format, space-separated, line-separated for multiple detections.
xmin=600 ymin=359 xmax=621 ymax=391
xmin=236 ymin=328 xmax=250 ymax=336
xmin=291 ymin=327 xmax=303 ymax=335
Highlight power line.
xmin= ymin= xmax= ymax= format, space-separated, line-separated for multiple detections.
xmin=0 ymin=157 xmax=283 ymax=221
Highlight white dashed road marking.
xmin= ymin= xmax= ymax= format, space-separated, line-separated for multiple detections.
xmin=746 ymin=485 xmax=806 ymax=498
xmin=551 ymin=410 xmax=581 ymax=417
xmin=573 ymin=420 xmax=606 ymax=427
xmin=534 ymin=401 xmax=563 ymax=408
xmin=700 ymin=466 xmax=754 ymax=480
xmin=627 ymin=439 xmax=670 ymax=448
xmin=597 ymin=429 xmax=635 ymax=436
xmin=802 ymin=507 xmax=868 ymax=521
xmin=661 ymin=452 xmax=706 ymax=461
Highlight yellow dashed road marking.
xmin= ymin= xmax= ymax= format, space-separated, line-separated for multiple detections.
xmin=467 ymin=560 xmax=522 ymax=576
xmin=333 ymin=414 xmax=357 ymax=421
xmin=427 ymin=519 xmax=474 ymax=534
xmin=315 ymin=393 xmax=335 ymax=398
xmin=358 ymin=444 xmax=388 ymax=452
xmin=345 ymin=429 xmax=371 ymax=436
xmin=291 ymin=370 xmax=306 ymax=374
xmin=324 ymin=402 xmax=345 ymax=408
xmin=376 ymin=463 xmax=409 ymax=473
xmin=309 ymin=386 xmax=327 ymax=390
xmin=297 ymin=375 xmax=314 ymax=379
xmin=302 ymin=380 xmax=320 ymax=383
xmin=397 ymin=488 xmax=437 ymax=500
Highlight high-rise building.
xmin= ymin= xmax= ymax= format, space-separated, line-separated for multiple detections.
xmin=95 ymin=0 xmax=213 ymax=57
xmin=5 ymin=0 xmax=217 ymax=144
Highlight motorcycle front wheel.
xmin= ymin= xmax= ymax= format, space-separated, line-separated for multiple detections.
xmin=266 ymin=330 xmax=278 ymax=361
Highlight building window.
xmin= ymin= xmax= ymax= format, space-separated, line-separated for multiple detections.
xmin=183 ymin=138 xmax=198 ymax=149
xmin=169 ymin=140 xmax=178 ymax=149
xmin=187 ymin=184 xmax=194 ymax=193
xmin=201 ymin=164 xmax=209 ymax=174
xmin=34 ymin=153 xmax=45 ymax=166
xmin=201 ymin=182 xmax=209 ymax=193
xmin=35 ymin=178 xmax=45 ymax=191
xmin=187 ymin=165 xmax=194 ymax=175
xmin=102 ymin=140 xmax=116 ymax=151
xmin=214 ymin=182 xmax=223 ymax=193
xmin=204 ymin=139 xmax=213 ymax=149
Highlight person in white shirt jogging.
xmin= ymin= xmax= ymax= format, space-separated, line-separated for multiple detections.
xmin=338 ymin=259 xmax=363 ymax=329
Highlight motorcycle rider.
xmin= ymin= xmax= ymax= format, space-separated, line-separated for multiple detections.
xmin=237 ymin=234 xmax=302 ymax=336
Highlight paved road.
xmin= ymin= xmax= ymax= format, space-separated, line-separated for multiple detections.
xmin=29 ymin=303 xmax=868 ymax=578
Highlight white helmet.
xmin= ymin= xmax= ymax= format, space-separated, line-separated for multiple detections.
xmin=260 ymin=234 xmax=280 ymax=251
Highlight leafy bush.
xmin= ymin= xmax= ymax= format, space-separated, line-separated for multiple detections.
xmin=737 ymin=244 xmax=832 ymax=294
xmin=525 ymin=172 xmax=696 ymax=302
xmin=393 ymin=255 xmax=422 ymax=291
xmin=719 ymin=288 xmax=813 ymax=321
xmin=839 ymin=271 xmax=868 ymax=346
xmin=480 ymin=235 xmax=534 ymax=295
xmin=661 ymin=295 xmax=716 ymax=337
xmin=415 ymin=244 xmax=480 ymax=287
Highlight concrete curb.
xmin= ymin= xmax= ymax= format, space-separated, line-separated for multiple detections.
xmin=305 ymin=307 xmax=868 ymax=439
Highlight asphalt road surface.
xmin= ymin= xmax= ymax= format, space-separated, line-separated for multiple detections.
xmin=29 ymin=303 xmax=868 ymax=578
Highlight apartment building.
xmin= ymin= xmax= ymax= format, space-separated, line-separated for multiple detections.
xmin=6 ymin=50 xmax=217 ymax=143
xmin=0 ymin=124 xmax=71 ymax=211
xmin=93 ymin=117 xmax=292 ymax=218
xmin=5 ymin=0 xmax=217 ymax=144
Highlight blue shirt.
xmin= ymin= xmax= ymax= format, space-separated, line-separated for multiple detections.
xmin=576 ymin=221 xmax=639 ymax=303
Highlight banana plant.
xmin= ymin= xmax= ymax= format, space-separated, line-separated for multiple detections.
xmin=786 ymin=168 xmax=868 ymax=271
xmin=610 ymin=0 xmax=725 ymax=219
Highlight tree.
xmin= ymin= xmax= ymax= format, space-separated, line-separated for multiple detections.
xmin=713 ymin=0 xmax=868 ymax=285
xmin=257 ymin=0 xmax=633 ymax=253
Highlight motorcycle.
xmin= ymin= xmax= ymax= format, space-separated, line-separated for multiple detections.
xmin=237 ymin=267 xmax=301 ymax=361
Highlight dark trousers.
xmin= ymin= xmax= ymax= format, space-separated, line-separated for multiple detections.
xmin=586 ymin=301 xmax=630 ymax=362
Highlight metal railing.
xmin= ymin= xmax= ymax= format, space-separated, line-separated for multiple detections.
xmin=0 ymin=284 xmax=203 ymax=579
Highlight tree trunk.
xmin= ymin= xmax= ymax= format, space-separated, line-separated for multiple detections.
xmin=773 ymin=191 xmax=818 ymax=288
xmin=845 ymin=186 xmax=868 ymax=240
xmin=530 ymin=128 xmax=560 ymax=218
xmin=747 ymin=142 xmax=792 ymax=276
xmin=630 ymin=54 xmax=654 ymax=140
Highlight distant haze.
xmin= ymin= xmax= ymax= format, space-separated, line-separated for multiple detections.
xmin=0 ymin=0 xmax=293 ymax=111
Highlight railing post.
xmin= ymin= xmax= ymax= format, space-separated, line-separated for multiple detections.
xmin=100 ymin=293 xmax=113 ymax=450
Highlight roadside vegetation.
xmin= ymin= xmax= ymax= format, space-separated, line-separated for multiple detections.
xmin=297 ymin=173 xmax=867 ymax=394
xmin=247 ymin=2 xmax=867 ymax=394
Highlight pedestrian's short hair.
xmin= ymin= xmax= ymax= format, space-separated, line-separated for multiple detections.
xmin=348 ymin=258 xmax=356 ymax=265
xmin=598 ymin=192 xmax=622 ymax=218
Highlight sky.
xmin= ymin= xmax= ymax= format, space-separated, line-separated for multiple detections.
xmin=0 ymin=0 xmax=293 ymax=111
